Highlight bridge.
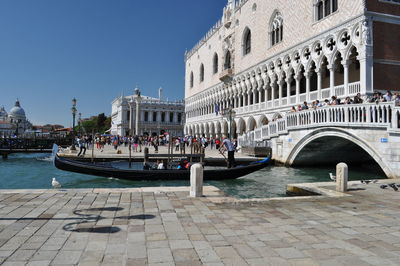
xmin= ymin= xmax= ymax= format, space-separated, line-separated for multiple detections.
xmin=236 ymin=103 xmax=400 ymax=178
xmin=0 ymin=138 xmax=71 ymax=159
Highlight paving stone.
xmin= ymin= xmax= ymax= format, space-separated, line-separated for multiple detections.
xmin=147 ymin=248 xmax=174 ymax=264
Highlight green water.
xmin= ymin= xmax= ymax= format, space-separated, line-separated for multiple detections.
xmin=0 ymin=153 xmax=387 ymax=198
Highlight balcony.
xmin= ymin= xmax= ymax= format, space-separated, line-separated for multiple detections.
xmin=219 ymin=68 xmax=234 ymax=83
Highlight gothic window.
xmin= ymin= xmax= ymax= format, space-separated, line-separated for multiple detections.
xmin=126 ymin=111 xmax=130 ymax=122
xmin=144 ymin=112 xmax=148 ymax=122
xmin=199 ymin=64 xmax=204 ymax=82
xmin=270 ymin=12 xmax=283 ymax=47
xmin=161 ymin=112 xmax=165 ymax=122
xmin=243 ymin=28 xmax=251 ymax=55
xmin=315 ymin=0 xmax=338 ymax=21
xmin=190 ymin=72 xmax=194 ymax=88
xmin=213 ymin=53 xmax=219 ymax=74
xmin=169 ymin=112 xmax=174 ymax=122
xmin=178 ymin=113 xmax=182 ymax=123
xmin=224 ymin=50 xmax=232 ymax=70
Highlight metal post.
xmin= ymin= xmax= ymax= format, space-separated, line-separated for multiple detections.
xmin=129 ymin=138 xmax=132 ymax=168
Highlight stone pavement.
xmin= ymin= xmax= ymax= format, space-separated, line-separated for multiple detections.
xmin=1 ymin=181 xmax=400 ymax=266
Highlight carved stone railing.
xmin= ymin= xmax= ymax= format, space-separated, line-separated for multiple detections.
xmin=238 ymin=103 xmax=399 ymax=147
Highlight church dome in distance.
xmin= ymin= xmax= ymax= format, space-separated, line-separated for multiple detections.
xmin=9 ymin=100 xmax=26 ymax=119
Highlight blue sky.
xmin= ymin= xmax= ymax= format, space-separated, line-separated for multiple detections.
xmin=0 ymin=0 xmax=227 ymax=126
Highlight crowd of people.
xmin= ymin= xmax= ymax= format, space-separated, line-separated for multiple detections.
xmin=289 ymin=90 xmax=400 ymax=113
xmin=73 ymin=133 xmax=238 ymax=168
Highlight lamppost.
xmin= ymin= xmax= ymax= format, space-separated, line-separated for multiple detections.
xmin=71 ymin=98 xmax=77 ymax=151
xmin=222 ymin=104 xmax=236 ymax=140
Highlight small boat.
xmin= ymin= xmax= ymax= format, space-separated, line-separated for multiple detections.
xmin=54 ymin=154 xmax=270 ymax=181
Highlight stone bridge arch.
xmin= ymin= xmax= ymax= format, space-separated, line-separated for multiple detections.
xmin=285 ymin=128 xmax=390 ymax=177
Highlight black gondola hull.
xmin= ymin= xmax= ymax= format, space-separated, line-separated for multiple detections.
xmin=54 ymin=155 xmax=270 ymax=181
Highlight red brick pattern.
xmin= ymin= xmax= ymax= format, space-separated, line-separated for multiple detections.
xmin=373 ymin=22 xmax=400 ymax=61
xmin=374 ymin=63 xmax=400 ymax=91
xmin=367 ymin=0 xmax=400 ymax=16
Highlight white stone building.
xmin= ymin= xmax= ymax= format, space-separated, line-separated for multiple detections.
xmin=111 ymin=88 xmax=185 ymax=137
xmin=0 ymin=100 xmax=32 ymax=137
xmin=184 ymin=0 xmax=400 ymax=138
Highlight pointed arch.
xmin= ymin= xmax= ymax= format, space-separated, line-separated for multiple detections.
xmin=224 ymin=50 xmax=232 ymax=70
xmin=190 ymin=72 xmax=194 ymax=88
xmin=270 ymin=11 xmax=283 ymax=46
xmin=213 ymin=53 xmax=219 ymax=74
xmin=243 ymin=27 xmax=252 ymax=55
xmin=199 ymin=64 xmax=204 ymax=83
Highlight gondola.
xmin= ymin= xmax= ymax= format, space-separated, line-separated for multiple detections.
xmin=54 ymin=154 xmax=270 ymax=181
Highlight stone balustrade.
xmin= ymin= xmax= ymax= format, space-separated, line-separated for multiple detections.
xmin=239 ymin=103 xmax=400 ymax=145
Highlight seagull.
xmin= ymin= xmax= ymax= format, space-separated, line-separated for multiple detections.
xmin=329 ymin=173 xmax=336 ymax=181
xmin=380 ymin=184 xmax=388 ymax=189
xmin=388 ymin=183 xmax=398 ymax=191
xmin=52 ymin=178 xmax=61 ymax=189
xmin=361 ymin=180 xmax=372 ymax=184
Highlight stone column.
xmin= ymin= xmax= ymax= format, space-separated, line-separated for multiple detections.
xmin=342 ymin=60 xmax=350 ymax=96
xmin=305 ymin=72 xmax=310 ymax=102
xmin=129 ymin=103 xmax=134 ymax=135
xmin=265 ymin=84 xmax=270 ymax=103
xmin=295 ymin=75 xmax=301 ymax=104
xmin=278 ymin=79 xmax=283 ymax=106
xmin=358 ymin=55 xmax=373 ymax=95
xmin=271 ymin=82 xmax=276 ymax=107
xmin=329 ymin=64 xmax=335 ymax=97
xmin=135 ymin=99 xmax=140 ymax=136
xmin=286 ymin=78 xmax=291 ymax=105
xmin=317 ymin=69 xmax=322 ymax=100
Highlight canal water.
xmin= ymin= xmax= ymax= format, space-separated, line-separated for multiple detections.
xmin=0 ymin=153 xmax=387 ymax=198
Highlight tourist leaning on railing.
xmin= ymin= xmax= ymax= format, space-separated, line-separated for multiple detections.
xmin=289 ymin=90 xmax=399 ymax=113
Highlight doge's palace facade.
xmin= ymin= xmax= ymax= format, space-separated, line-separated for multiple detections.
xmin=184 ymin=0 xmax=400 ymax=138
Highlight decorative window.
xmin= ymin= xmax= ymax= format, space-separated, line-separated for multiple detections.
xmin=144 ymin=112 xmax=148 ymax=122
xmin=199 ymin=64 xmax=204 ymax=82
xmin=153 ymin=112 xmax=157 ymax=122
xmin=161 ymin=112 xmax=165 ymax=122
xmin=213 ymin=53 xmax=219 ymax=74
xmin=224 ymin=51 xmax=232 ymax=70
xmin=169 ymin=112 xmax=174 ymax=122
xmin=243 ymin=28 xmax=251 ymax=55
xmin=190 ymin=72 xmax=194 ymax=88
xmin=270 ymin=12 xmax=283 ymax=46
xmin=315 ymin=0 xmax=338 ymax=21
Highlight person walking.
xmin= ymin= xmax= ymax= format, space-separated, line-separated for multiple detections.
xmin=219 ymin=136 xmax=236 ymax=168
xmin=77 ymin=136 xmax=86 ymax=157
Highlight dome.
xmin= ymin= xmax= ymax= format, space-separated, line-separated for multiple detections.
xmin=9 ymin=100 xmax=26 ymax=119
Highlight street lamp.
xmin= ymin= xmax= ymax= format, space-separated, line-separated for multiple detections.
xmin=70 ymin=98 xmax=77 ymax=151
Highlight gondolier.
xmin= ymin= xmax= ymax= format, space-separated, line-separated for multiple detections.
xmin=220 ymin=135 xmax=236 ymax=168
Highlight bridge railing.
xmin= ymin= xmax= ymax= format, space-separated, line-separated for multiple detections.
xmin=0 ymin=138 xmax=71 ymax=150
xmin=238 ymin=103 xmax=398 ymax=146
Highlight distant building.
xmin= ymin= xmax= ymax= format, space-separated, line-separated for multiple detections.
xmin=0 ymin=100 xmax=32 ymax=137
xmin=111 ymin=87 xmax=185 ymax=136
